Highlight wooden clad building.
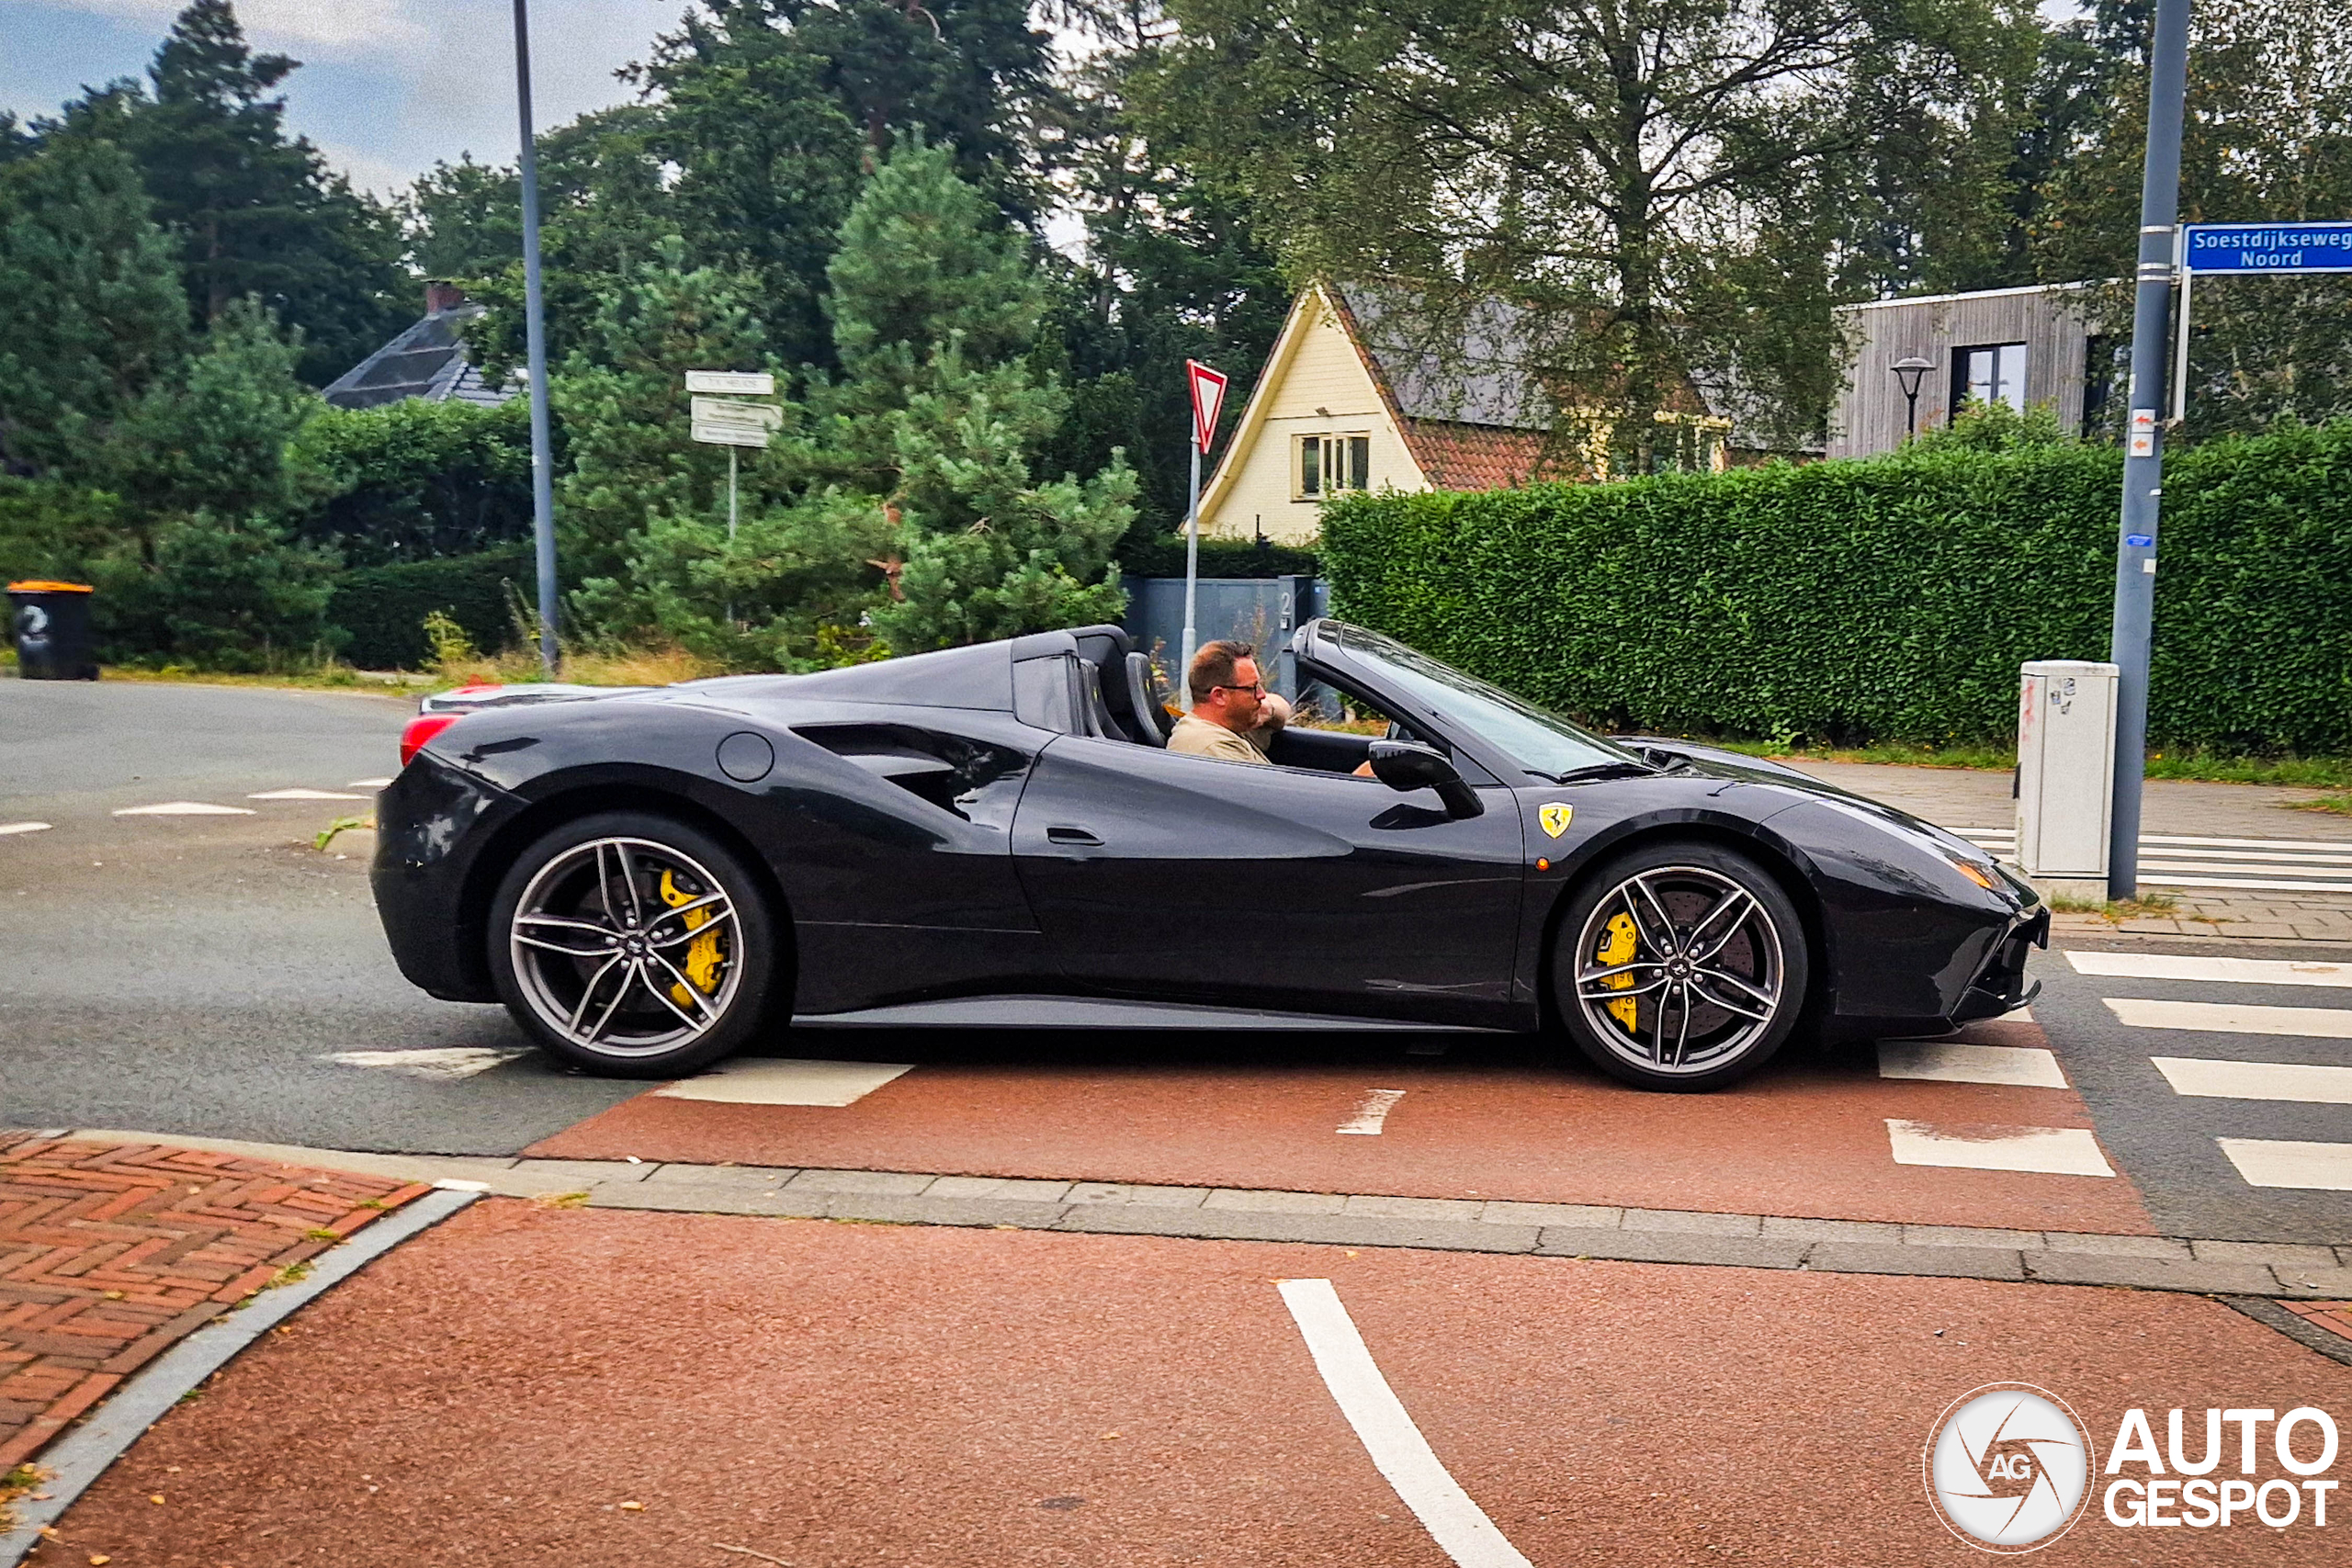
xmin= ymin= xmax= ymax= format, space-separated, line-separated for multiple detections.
xmin=1828 ymin=283 xmax=2106 ymax=458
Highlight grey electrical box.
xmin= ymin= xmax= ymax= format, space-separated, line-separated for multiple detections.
xmin=2015 ymin=660 xmax=2119 ymax=897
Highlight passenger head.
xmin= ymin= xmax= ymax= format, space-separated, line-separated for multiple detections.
xmin=1188 ymin=639 xmax=1264 ymax=730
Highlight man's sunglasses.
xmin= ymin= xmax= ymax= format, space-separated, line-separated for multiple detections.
xmin=1213 ymin=681 xmax=1265 ymax=695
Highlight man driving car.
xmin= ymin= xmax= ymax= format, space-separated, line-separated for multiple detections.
xmin=1167 ymin=640 xmax=1286 ymax=764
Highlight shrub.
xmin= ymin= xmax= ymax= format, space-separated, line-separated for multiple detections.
xmin=1320 ymin=420 xmax=2352 ymax=754
xmin=1114 ymin=532 xmax=1320 ymax=580
xmin=327 ymin=546 xmax=531 ymax=670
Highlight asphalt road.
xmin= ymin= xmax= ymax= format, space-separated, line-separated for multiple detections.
xmin=4 ymin=677 xmax=2346 ymax=1247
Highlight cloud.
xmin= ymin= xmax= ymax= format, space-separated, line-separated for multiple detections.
xmin=38 ymin=0 xmax=426 ymax=53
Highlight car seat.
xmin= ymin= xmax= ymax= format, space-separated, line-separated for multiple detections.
xmin=1116 ymin=652 xmax=1170 ymax=747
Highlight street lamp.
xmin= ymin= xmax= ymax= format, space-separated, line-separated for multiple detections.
xmin=1891 ymin=356 xmax=1933 ymax=437
xmin=512 ymin=0 xmax=559 ymax=675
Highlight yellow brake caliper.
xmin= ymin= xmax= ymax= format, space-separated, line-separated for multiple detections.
xmin=1596 ymin=911 xmax=1640 ymax=1034
xmin=659 ymin=870 xmax=725 ymax=1008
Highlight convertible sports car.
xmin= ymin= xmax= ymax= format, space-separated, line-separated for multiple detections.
xmin=372 ymin=618 xmax=2046 ymax=1090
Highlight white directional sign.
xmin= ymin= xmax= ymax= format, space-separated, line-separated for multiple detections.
xmin=691 ymin=396 xmax=782 ymax=430
xmin=690 ymin=396 xmax=782 ymax=449
xmin=685 ymin=370 xmax=775 ymax=396
xmin=692 ymin=421 xmax=775 ymax=449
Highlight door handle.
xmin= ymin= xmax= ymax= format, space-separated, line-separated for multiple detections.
xmin=1046 ymin=825 xmax=1104 ymax=847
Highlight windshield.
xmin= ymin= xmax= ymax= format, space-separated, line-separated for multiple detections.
xmin=1330 ymin=624 xmax=1641 ymax=781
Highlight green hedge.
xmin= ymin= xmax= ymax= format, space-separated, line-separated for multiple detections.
xmin=1115 ymin=534 xmax=1320 ymax=581
xmin=327 ymin=547 xmax=530 ymax=670
xmin=1321 ymin=421 xmax=2352 ymax=753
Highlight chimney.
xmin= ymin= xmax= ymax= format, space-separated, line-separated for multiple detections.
xmin=424 ymin=280 xmax=467 ymax=315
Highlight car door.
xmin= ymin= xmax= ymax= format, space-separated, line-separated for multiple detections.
xmin=1009 ymin=733 xmax=1525 ymax=1025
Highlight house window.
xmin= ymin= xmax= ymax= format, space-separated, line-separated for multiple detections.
xmin=1295 ymin=434 xmax=1371 ymax=499
xmin=1952 ymin=343 xmax=2028 ymax=415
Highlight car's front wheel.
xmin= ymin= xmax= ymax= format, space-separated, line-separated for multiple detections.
xmin=1548 ymin=840 xmax=1808 ymax=1091
xmin=488 ymin=810 xmax=779 ymax=1077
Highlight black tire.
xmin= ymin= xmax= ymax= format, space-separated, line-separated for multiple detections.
xmin=487 ymin=809 xmax=781 ymax=1077
xmin=1547 ymin=840 xmax=1809 ymax=1092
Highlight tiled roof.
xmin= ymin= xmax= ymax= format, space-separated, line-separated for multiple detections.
xmin=321 ymin=304 xmax=515 ymax=412
xmin=1399 ymin=419 xmax=1589 ymax=489
xmin=1330 ymin=283 xmax=1796 ymax=454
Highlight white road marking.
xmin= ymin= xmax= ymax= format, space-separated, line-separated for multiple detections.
xmin=1276 ymin=1278 xmax=1534 ymax=1568
xmin=1877 ymin=1042 xmax=2067 ymax=1088
xmin=110 ymin=801 xmax=255 ymax=817
xmin=653 ymin=1056 xmax=913 ymax=1106
xmin=1338 ymin=1088 xmax=1408 ymax=1134
xmin=322 ymin=1047 xmax=529 ymax=1081
xmin=248 ymin=788 xmax=367 ymax=801
xmin=1884 ymin=1120 xmax=2115 ymax=1177
xmin=2151 ymin=1056 xmax=2352 ymax=1104
xmin=2104 ymin=997 xmax=2352 ymax=1039
xmin=2069 ymin=951 xmax=2352 ymax=987
xmin=348 ymin=777 xmax=395 ymax=789
xmin=1955 ymin=829 xmax=2352 ymax=855
xmin=0 ymin=822 xmax=52 ymax=836
xmin=1957 ymin=829 xmax=2352 ymax=889
xmin=2216 ymin=1138 xmax=2352 ymax=1191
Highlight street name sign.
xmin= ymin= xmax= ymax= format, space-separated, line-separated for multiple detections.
xmin=2182 ymin=223 xmax=2352 ymax=274
xmin=685 ymin=369 xmax=776 ymax=396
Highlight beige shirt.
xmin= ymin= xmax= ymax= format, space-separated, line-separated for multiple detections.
xmin=1167 ymin=713 xmax=1272 ymax=765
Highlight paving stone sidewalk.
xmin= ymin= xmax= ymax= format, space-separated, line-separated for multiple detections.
xmin=0 ymin=1134 xmax=433 ymax=1471
xmin=1792 ymin=760 xmax=2352 ymax=942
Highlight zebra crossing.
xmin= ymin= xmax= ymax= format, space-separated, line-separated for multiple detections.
xmin=1954 ymin=827 xmax=2352 ymax=895
xmin=2067 ymin=949 xmax=2352 ymax=1191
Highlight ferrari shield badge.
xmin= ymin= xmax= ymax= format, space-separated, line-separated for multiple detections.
xmin=1539 ymin=802 xmax=1574 ymax=838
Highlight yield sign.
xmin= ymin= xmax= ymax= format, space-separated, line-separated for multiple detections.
xmin=1186 ymin=359 xmax=1229 ymax=454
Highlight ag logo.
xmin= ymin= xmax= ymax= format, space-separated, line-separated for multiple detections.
xmin=1538 ymin=803 xmax=1573 ymax=838
xmin=1924 ymin=1383 xmax=2094 ymax=1552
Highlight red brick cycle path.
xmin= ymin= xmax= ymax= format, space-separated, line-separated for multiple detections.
xmin=0 ymin=1133 xmax=432 ymax=1471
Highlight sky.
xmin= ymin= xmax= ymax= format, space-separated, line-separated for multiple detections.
xmin=2 ymin=0 xmax=669 ymax=196
xmin=5 ymin=0 xmax=2092 ymax=208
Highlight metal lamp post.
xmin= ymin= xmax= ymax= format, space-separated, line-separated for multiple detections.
xmin=513 ymin=0 xmax=560 ymax=676
xmin=2106 ymin=0 xmax=2193 ymax=901
xmin=1892 ymin=356 xmax=1933 ymax=437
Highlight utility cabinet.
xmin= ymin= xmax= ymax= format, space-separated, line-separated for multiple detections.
xmin=2015 ymin=660 xmax=2119 ymax=896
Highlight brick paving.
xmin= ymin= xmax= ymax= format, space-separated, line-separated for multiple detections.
xmin=0 ymin=1132 xmax=432 ymax=1471
xmin=2280 ymin=1300 xmax=2352 ymax=1348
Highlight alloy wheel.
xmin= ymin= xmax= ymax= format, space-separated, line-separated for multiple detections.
xmin=1570 ymin=863 xmax=1786 ymax=1077
xmin=506 ymin=836 xmax=743 ymax=1058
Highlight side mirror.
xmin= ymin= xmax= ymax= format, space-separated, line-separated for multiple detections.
xmin=1367 ymin=740 xmax=1483 ymax=818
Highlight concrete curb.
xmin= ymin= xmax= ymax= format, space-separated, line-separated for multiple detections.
xmin=60 ymin=1129 xmax=2352 ymax=1302
xmin=0 ymin=1185 xmax=479 ymax=1566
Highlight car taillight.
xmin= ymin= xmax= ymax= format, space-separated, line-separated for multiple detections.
xmin=399 ymin=712 xmax=460 ymax=768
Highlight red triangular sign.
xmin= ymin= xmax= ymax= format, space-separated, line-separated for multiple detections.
xmin=1186 ymin=359 xmax=1229 ymax=454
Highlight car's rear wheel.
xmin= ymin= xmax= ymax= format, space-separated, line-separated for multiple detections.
xmin=488 ymin=810 xmax=778 ymax=1077
xmin=1548 ymin=840 xmax=1808 ymax=1091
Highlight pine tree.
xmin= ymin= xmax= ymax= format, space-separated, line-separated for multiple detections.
xmin=820 ymin=139 xmax=1133 ymax=651
xmin=111 ymin=0 xmax=406 ymax=384
xmin=610 ymin=141 xmax=1134 ymax=666
xmin=0 ymin=133 xmax=189 ymax=478
xmin=554 ymin=238 xmax=778 ymax=597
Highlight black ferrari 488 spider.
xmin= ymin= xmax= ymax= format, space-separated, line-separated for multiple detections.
xmin=371 ymin=618 xmax=2045 ymax=1090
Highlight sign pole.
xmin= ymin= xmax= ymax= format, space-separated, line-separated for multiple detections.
xmin=1181 ymin=440 xmax=1200 ymax=711
xmin=513 ymin=0 xmax=559 ymax=676
xmin=1177 ymin=359 xmax=1229 ymax=713
xmin=2107 ymin=0 xmax=2191 ymax=902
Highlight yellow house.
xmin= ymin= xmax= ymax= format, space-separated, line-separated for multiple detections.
xmin=1196 ymin=282 xmax=1742 ymax=544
